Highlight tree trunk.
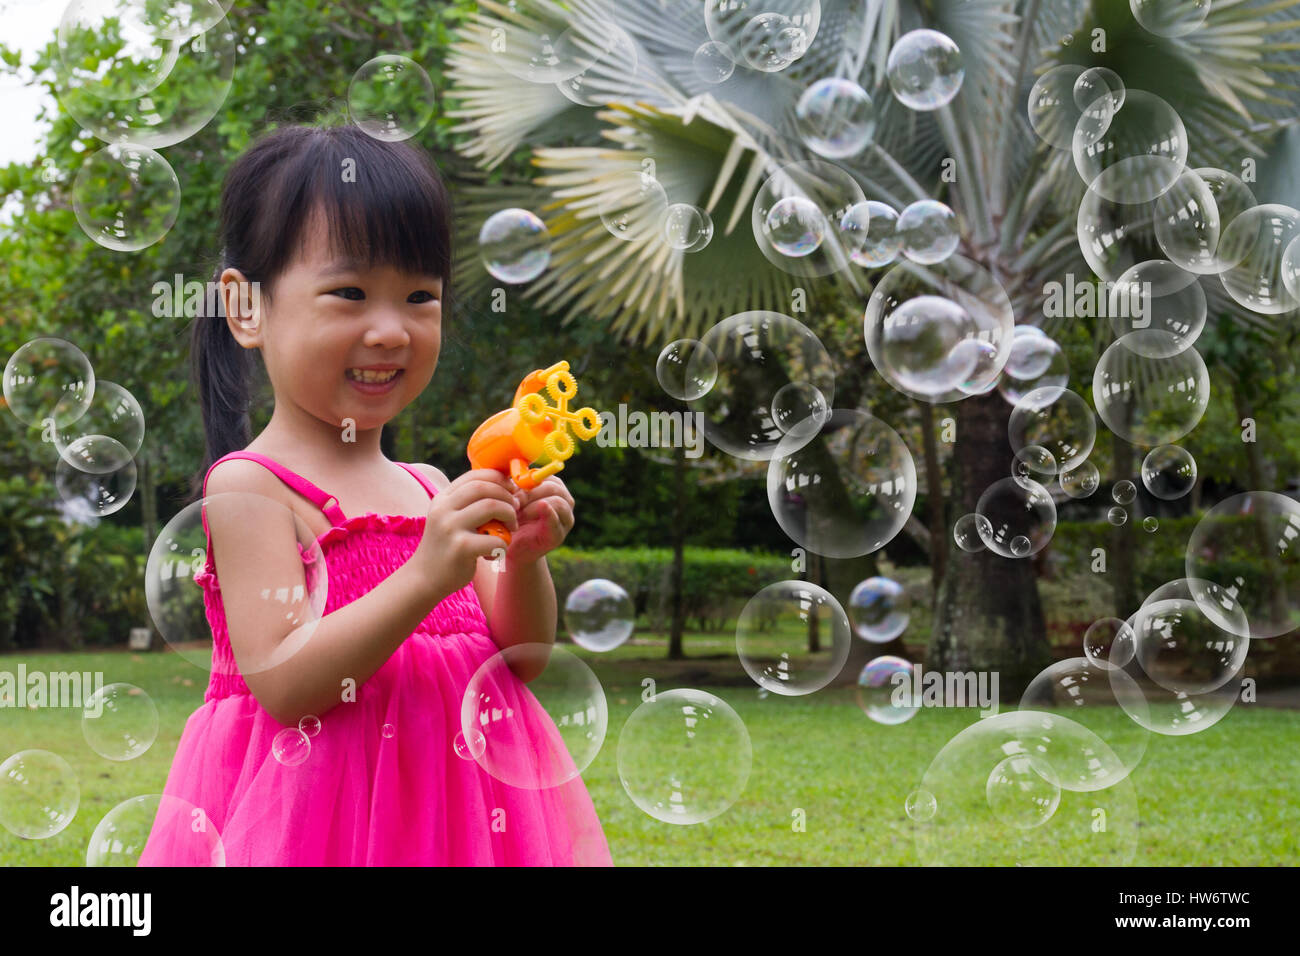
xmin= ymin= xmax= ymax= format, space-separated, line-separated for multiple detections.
xmin=667 ymin=442 xmax=686 ymax=660
xmin=929 ymin=391 xmax=1050 ymax=698
xmin=807 ymin=551 xmax=822 ymax=653
xmin=1110 ymin=430 xmax=1138 ymax=619
xmin=139 ymin=446 xmax=161 ymax=650
xmin=917 ymin=400 xmax=947 ymax=589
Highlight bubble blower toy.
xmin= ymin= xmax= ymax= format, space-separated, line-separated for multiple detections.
xmin=467 ymin=360 xmax=602 ymax=546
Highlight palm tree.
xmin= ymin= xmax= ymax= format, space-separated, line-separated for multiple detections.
xmin=447 ymin=0 xmax=1300 ymax=690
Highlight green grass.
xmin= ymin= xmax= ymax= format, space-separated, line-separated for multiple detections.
xmin=2 ymin=644 xmax=1298 ymax=865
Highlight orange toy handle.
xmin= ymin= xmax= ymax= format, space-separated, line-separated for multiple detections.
xmin=478 ymin=519 xmax=512 ymax=546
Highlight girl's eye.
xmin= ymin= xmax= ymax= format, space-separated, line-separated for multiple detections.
xmin=330 ymin=287 xmax=365 ymax=301
xmin=409 ymin=291 xmax=440 ymax=304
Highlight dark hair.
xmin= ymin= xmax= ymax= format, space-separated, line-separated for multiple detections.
xmin=186 ymin=122 xmax=455 ymax=504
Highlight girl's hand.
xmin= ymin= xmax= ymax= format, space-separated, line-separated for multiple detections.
xmin=506 ymin=476 xmax=575 ymax=564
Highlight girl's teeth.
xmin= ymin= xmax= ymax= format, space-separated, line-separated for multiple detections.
xmin=348 ymin=369 xmax=399 ymax=383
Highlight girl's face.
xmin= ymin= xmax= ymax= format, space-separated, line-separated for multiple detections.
xmin=239 ymin=211 xmax=443 ymax=434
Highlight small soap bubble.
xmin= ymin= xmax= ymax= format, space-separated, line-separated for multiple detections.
xmin=855 ymin=656 xmax=918 ymax=725
xmin=1083 ymin=617 xmax=1136 ymax=669
xmin=662 ymin=203 xmax=714 ymax=253
xmin=693 ymin=40 xmax=736 ymax=84
xmin=599 ymin=170 xmax=670 ymax=242
xmin=886 ymin=29 xmax=964 ymax=111
xmin=897 ymin=199 xmax=959 ymax=265
xmin=1107 ymin=506 xmax=1128 ymax=526
xmin=72 ymin=143 xmax=181 ymax=251
xmin=272 ymin=728 xmax=311 ymax=765
xmin=1112 ymin=480 xmax=1137 ymax=505
xmin=737 ymin=581 xmax=851 ymax=695
xmin=905 ymin=788 xmax=937 ymax=821
xmin=453 ymin=728 xmax=487 ymax=761
xmin=657 ymin=338 xmax=718 ymax=402
xmin=770 ymin=381 xmax=830 ymax=437
xmin=298 ymin=715 xmax=321 ymax=738
xmin=841 ymin=200 xmax=902 ymax=268
xmin=848 ymin=577 xmax=910 ymax=643
xmin=1093 ymin=337 xmax=1210 ymax=446
xmin=1216 ymin=204 xmax=1300 ymax=315
xmin=763 ymin=195 xmax=827 ymax=258
xmin=1012 ymin=445 xmax=1058 ymax=484
xmin=1010 ymin=535 xmax=1032 ymax=557
xmin=1073 ymin=67 xmax=1125 ymax=112
xmin=985 ymin=754 xmax=1061 ymax=830
xmin=879 ymin=294 xmax=977 ymax=397
xmin=0 ymin=750 xmax=79 ymax=839
xmin=479 ymin=208 xmax=551 ymax=284
xmin=381 ymin=723 xmax=396 ymax=739
xmin=347 ymin=54 xmax=435 ymax=141
xmin=1059 ymin=461 xmax=1100 ymax=499
xmin=55 ymin=439 xmax=137 ymax=517
xmin=1143 ymin=516 xmax=1159 ymax=532
xmin=1141 ymin=444 xmax=1197 ymax=500
xmin=1130 ymin=0 xmax=1212 ymax=38
xmin=82 ymin=682 xmax=158 ymax=761
xmin=564 ymin=578 xmax=635 ymax=652
xmin=795 ymin=77 xmax=876 ymax=159
xmin=953 ymin=513 xmax=990 ymax=553
xmin=977 ymin=477 xmax=1057 ymax=558
xmin=86 ymin=793 xmax=224 ymax=866
xmin=3 ymin=336 xmax=94 ymax=428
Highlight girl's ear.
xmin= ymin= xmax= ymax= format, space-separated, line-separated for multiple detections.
xmin=221 ymin=267 xmax=263 ymax=346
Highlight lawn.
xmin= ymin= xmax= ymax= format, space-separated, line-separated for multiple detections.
xmin=2 ymin=641 xmax=1298 ymax=866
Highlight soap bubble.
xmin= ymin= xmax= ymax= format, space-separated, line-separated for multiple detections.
xmin=855 ymin=656 xmax=918 ymax=725
xmin=556 ymin=21 xmax=640 ymax=107
xmin=347 ymin=54 xmax=434 ymax=141
xmin=953 ymin=513 xmax=991 ymax=552
xmin=976 ymin=477 xmax=1057 ymax=558
xmin=1027 ymin=64 xmax=1115 ymax=151
xmin=599 ymin=170 xmax=670 ymax=242
xmin=1153 ymin=169 xmax=1222 ymax=275
xmin=272 ymin=727 xmax=311 ymax=766
xmin=1074 ymin=67 xmax=1125 ymax=112
xmin=688 ymin=311 xmax=836 ymax=461
xmin=1141 ymin=444 xmax=1197 ymax=499
xmin=3 ymin=337 xmax=95 ymax=429
xmin=657 ymin=338 xmax=718 ymax=402
xmin=298 ymin=715 xmax=321 ymax=738
xmin=1076 ymin=180 xmax=1161 ymax=281
xmin=381 ymin=723 xmax=396 ymax=739
xmin=87 ymin=793 xmax=224 ymax=866
xmin=770 ymin=381 xmax=830 ymax=437
xmin=564 ymin=578 xmax=634 ymax=652
xmin=1187 ymin=492 xmax=1300 ymax=639
xmin=479 ymin=209 xmax=551 ymax=283
xmin=132 ymin=0 xmax=233 ymax=41
xmin=1093 ymin=337 xmax=1209 ymax=447
xmin=886 ymin=29 xmax=964 ymax=111
xmin=57 ymin=0 xmax=179 ymax=100
xmin=693 ymin=40 xmax=736 ymax=84
xmin=1112 ymin=480 xmax=1137 ymax=505
xmin=1008 ymin=387 xmax=1097 ymax=473
xmin=1059 ymin=461 xmax=1100 ymax=499
xmin=1130 ymin=0 xmax=1212 ymax=38
xmin=145 ymin=493 xmax=328 ymax=673
xmin=1132 ymin=598 xmax=1249 ymax=695
xmin=1073 ymin=90 xmax=1187 ymax=205
xmin=1012 ymin=445 xmax=1058 ymax=485
xmin=462 ymin=643 xmax=607 ymax=789
xmin=453 ymin=728 xmax=486 ymax=761
xmin=796 ymin=77 xmax=876 ymax=158
xmin=1215 ymin=203 xmax=1300 ymax=314
xmin=616 ymin=688 xmax=751 ymax=824
xmin=985 ymin=754 xmax=1060 ymax=830
xmin=736 ymin=580 xmax=851 ymax=695
xmin=750 ymin=160 xmax=867 ymax=278
xmin=865 ymin=255 xmax=1016 ymax=402
xmin=1108 ymin=261 xmax=1207 ymax=357
xmin=905 ymin=788 xmax=937 ymax=821
xmin=1083 ymin=617 xmax=1136 ymax=669
xmin=998 ymin=328 xmax=1069 ymax=406
xmin=764 ymin=196 xmax=827 ymax=258
xmin=1144 ymin=516 xmax=1160 ymax=532
xmin=704 ymin=1 xmax=821 ymax=72
xmin=72 ymin=144 xmax=181 ymax=251
xmin=1197 ymin=167 xmax=1257 ymax=234
xmin=767 ymin=409 xmax=916 ymax=558
xmin=57 ymin=15 xmax=236 ymax=149
xmin=488 ymin=9 xmax=601 ymax=83
xmin=841 ymin=200 xmax=902 ymax=268
xmin=662 ymin=203 xmax=714 ymax=252
xmin=897 ymin=200 xmax=959 ymax=265
xmin=1108 ymin=506 xmax=1129 ymax=526
xmin=55 ymin=438 xmax=137 ymax=517
xmin=0 ymin=750 xmax=78 ymax=839
xmin=82 ymin=683 xmax=158 ymax=761
xmin=913 ymin=711 xmax=1139 ymax=865
xmin=52 ymin=379 xmax=144 ymax=473
xmin=848 ymin=577 xmax=909 ymax=643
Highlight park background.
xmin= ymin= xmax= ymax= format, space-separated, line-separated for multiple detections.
xmin=1 ymin=0 xmax=1299 ymax=865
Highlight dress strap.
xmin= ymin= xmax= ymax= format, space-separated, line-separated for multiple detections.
xmin=398 ymin=462 xmax=440 ymax=499
xmin=203 ymin=451 xmax=349 ymax=525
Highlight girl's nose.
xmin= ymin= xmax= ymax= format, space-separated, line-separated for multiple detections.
xmin=363 ymin=309 xmax=412 ymax=348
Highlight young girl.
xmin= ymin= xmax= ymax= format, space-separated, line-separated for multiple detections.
xmin=141 ymin=122 xmax=612 ymax=866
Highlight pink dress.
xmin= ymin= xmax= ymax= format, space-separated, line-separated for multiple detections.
xmin=140 ymin=451 xmax=613 ymax=866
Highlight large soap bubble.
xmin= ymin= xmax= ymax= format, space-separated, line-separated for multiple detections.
xmin=1130 ymin=0 xmax=1212 ymax=38
xmin=616 ymin=688 xmax=751 ymax=824
xmin=687 ymin=311 xmax=835 ymax=461
xmin=57 ymin=0 xmax=180 ymax=100
xmin=1027 ymin=64 xmax=1115 ymax=151
xmin=564 ymin=578 xmax=634 ymax=652
xmin=886 ymin=29 xmax=964 ymax=111
xmin=479 ymin=208 xmax=551 ymax=283
xmin=751 ymin=160 xmax=867 ymax=278
xmin=1215 ymin=204 xmax=1300 ymax=315
xmin=913 ymin=711 xmax=1139 ymax=865
xmin=3 ymin=336 xmax=95 ymax=429
xmin=53 ymin=379 xmax=144 ymax=472
xmin=848 ymin=576 xmax=909 ymax=643
xmin=1131 ymin=597 xmax=1249 ymax=696
xmin=976 ymin=477 xmax=1057 ymax=558
xmin=795 ymin=77 xmax=876 ymax=158
xmin=897 ymin=200 xmax=959 ymax=265
xmin=1109 ymin=641 xmax=1242 ymax=736
xmin=1093 ymin=336 xmax=1209 ymax=446
xmin=997 ymin=329 xmax=1069 ymax=406
xmin=736 ymin=580 xmax=851 ymax=695
xmin=461 ymin=642 xmax=607 ymax=789
xmin=1008 ymin=387 xmax=1097 ymax=473
xmin=1072 ymin=90 xmax=1187 ymax=205
xmin=1141 ymin=444 xmax=1197 ymax=500
xmin=0 ymin=750 xmax=79 ymax=840
xmin=347 ymin=54 xmax=435 ymax=141
xmin=82 ymin=682 xmax=158 ymax=761
xmin=1076 ymin=180 xmax=1160 ymax=281
xmin=864 ymin=255 xmax=1015 ymax=403
xmin=1152 ymin=169 xmax=1221 ymax=275
xmin=767 ymin=409 xmax=916 ymax=558
xmin=1187 ymin=492 xmax=1300 ymax=640
xmin=88 ymin=793 xmax=224 ymax=866
xmin=1109 ymin=261 xmax=1206 ymax=357
xmin=72 ymin=144 xmax=181 ymax=251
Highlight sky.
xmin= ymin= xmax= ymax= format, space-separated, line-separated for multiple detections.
xmin=0 ymin=0 xmax=63 ymax=169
